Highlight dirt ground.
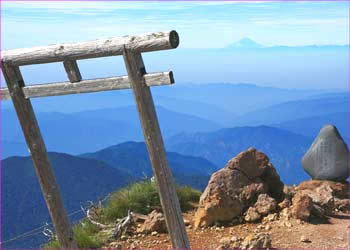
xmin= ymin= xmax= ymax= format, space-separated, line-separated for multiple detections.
xmin=105 ymin=209 xmax=350 ymax=249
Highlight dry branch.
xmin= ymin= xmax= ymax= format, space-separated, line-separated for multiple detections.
xmin=113 ymin=210 xmax=133 ymax=239
xmin=86 ymin=208 xmax=108 ymax=229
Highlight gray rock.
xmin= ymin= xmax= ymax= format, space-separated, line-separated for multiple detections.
xmin=302 ymin=125 xmax=349 ymax=181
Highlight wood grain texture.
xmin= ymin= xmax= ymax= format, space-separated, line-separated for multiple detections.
xmin=2 ymin=63 xmax=77 ymax=249
xmin=123 ymin=49 xmax=190 ymax=249
xmin=2 ymin=31 xmax=179 ymax=66
xmin=63 ymin=59 xmax=82 ymax=83
xmin=0 ymin=71 xmax=173 ymax=100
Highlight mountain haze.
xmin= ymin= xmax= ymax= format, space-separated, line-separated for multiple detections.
xmin=151 ymin=83 xmax=330 ymax=116
xmin=234 ymin=94 xmax=349 ymax=127
xmin=273 ymin=112 xmax=349 ymax=142
xmin=2 ymin=140 xmax=28 ymax=158
xmin=75 ymin=105 xmax=221 ymax=138
xmin=166 ymin=126 xmax=312 ymax=185
xmin=2 ymin=153 xmax=132 ymax=249
xmin=1 ymin=83 xmax=329 ymax=118
xmin=223 ymin=38 xmax=348 ymax=50
xmin=81 ymin=141 xmax=218 ymax=190
xmin=2 ymin=106 xmax=221 ymax=157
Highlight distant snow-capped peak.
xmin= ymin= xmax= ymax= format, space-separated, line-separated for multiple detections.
xmin=227 ymin=37 xmax=264 ymax=49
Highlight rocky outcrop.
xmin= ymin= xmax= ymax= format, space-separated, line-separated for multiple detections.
xmin=334 ymin=199 xmax=350 ymax=212
xmin=296 ymin=179 xmax=349 ymax=213
xmin=302 ymin=124 xmax=349 ymax=181
xmin=245 ymin=194 xmax=277 ymax=222
xmin=255 ymin=194 xmax=277 ymax=216
xmin=245 ymin=207 xmax=261 ymax=222
xmin=290 ymin=193 xmax=313 ymax=221
xmin=296 ymin=179 xmax=349 ymax=199
xmin=278 ymin=198 xmax=291 ymax=210
xmin=194 ymin=148 xmax=284 ymax=228
xmin=138 ymin=210 xmax=167 ymax=234
xmin=281 ymin=179 xmax=350 ymax=221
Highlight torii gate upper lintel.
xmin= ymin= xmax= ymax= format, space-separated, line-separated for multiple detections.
xmin=1 ymin=30 xmax=190 ymax=249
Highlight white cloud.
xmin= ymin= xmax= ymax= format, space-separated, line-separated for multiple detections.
xmin=2 ymin=1 xmax=194 ymax=14
xmin=195 ymin=1 xmax=269 ymax=5
xmin=253 ymin=18 xmax=348 ymax=26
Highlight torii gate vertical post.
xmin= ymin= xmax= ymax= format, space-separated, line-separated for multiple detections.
xmin=1 ymin=30 xmax=190 ymax=249
xmin=1 ymin=64 xmax=77 ymax=248
xmin=123 ymin=49 xmax=190 ymax=248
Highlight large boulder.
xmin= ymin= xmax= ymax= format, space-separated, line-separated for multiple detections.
xmin=193 ymin=148 xmax=284 ymax=228
xmin=302 ymin=125 xmax=349 ymax=181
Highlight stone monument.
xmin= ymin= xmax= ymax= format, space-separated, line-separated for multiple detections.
xmin=302 ymin=124 xmax=349 ymax=181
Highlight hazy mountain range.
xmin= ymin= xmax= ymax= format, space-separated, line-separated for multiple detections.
xmin=1 ymin=105 xmax=221 ymax=157
xmin=2 ymin=81 xmax=348 ymax=249
xmin=1 ymin=143 xmax=216 ymax=248
xmin=3 ymin=84 xmax=347 ymax=159
xmin=2 ymin=152 xmax=131 ymax=249
xmin=233 ymin=93 xmax=349 ymax=133
xmin=166 ymin=125 xmax=312 ymax=185
xmin=151 ymin=83 xmax=332 ymax=116
xmin=2 ymin=82 xmax=332 ymax=120
xmin=224 ymin=37 xmax=349 ymax=50
xmin=273 ymin=112 xmax=349 ymax=141
xmin=81 ymin=141 xmax=217 ymax=177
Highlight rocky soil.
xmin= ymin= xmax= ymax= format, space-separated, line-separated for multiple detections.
xmin=102 ymin=203 xmax=349 ymax=249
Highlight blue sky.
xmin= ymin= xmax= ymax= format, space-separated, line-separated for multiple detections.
xmin=1 ymin=1 xmax=349 ymax=50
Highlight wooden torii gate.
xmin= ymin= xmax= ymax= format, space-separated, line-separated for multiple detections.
xmin=1 ymin=30 xmax=190 ymax=249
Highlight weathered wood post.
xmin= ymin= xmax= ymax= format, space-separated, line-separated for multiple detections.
xmin=1 ymin=63 xmax=77 ymax=248
xmin=123 ymin=46 xmax=190 ymax=248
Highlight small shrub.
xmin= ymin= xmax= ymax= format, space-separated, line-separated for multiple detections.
xmin=43 ymin=180 xmax=202 ymax=248
xmin=177 ymin=185 xmax=201 ymax=211
xmin=78 ymin=219 xmax=100 ymax=236
xmin=73 ymin=222 xmax=103 ymax=249
xmin=43 ymin=239 xmax=60 ymax=249
xmin=102 ymin=180 xmax=160 ymax=223
xmin=43 ymin=220 xmax=102 ymax=249
xmin=102 ymin=180 xmax=201 ymax=223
